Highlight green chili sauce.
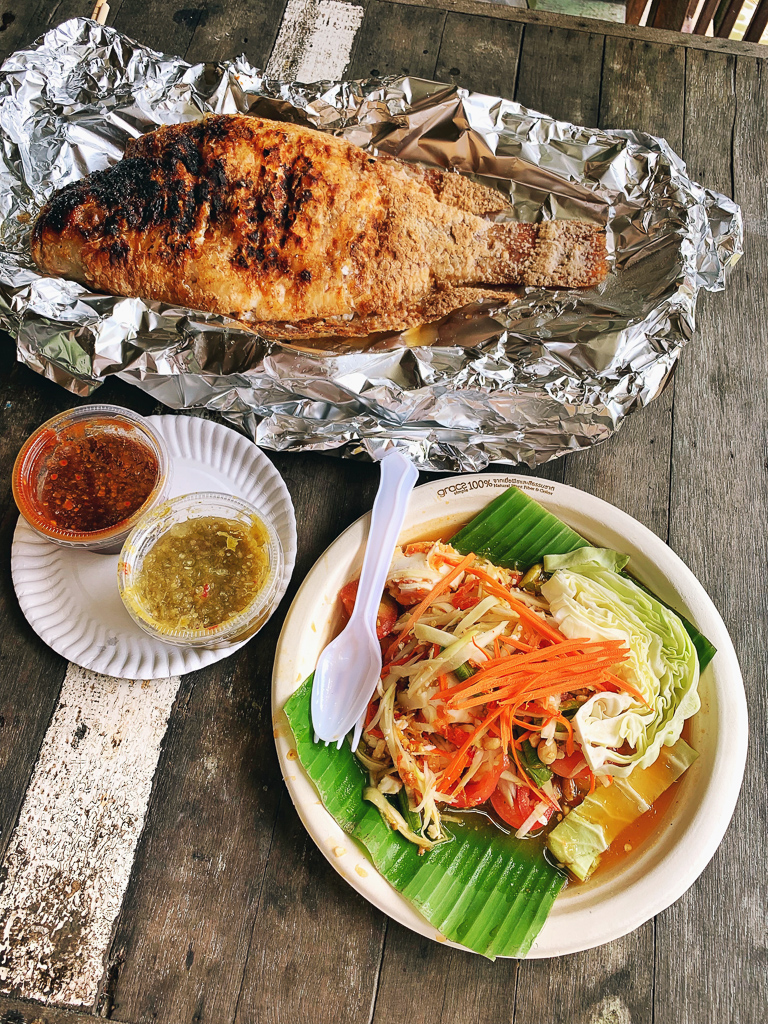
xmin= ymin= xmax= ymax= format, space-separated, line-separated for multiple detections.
xmin=133 ymin=515 xmax=270 ymax=631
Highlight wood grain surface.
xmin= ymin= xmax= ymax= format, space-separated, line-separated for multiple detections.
xmin=0 ymin=2 xmax=763 ymax=1023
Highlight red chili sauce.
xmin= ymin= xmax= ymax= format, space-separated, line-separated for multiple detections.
xmin=26 ymin=423 xmax=159 ymax=535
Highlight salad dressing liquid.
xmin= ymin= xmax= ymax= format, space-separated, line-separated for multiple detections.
xmin=594 ymin=716 xmax=693 ymax=874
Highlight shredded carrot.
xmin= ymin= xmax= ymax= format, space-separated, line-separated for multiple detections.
xmin=463 ymin=566 xmax=565 ymax=643
xmin=498 ymin=634 xmax=535 ymax=653
xmin=500 ymin=706 xmax=511 ymax=754
xmin=384 ymin=553 xmax=476 ymax=662
xmin=440 ymin=638 xmax=600 ymax=700
xmin=438 ymin=706 xmax=503 ymax=791
xmin=510 ymin=716 xmax=546 ymax=731
xmin=587 ymin=770 xmax=596 ymax=796
xmin=443 ymin=639 xmax=630 ymax=706
xmin=438 ymin=673 xmax=448 ymax=693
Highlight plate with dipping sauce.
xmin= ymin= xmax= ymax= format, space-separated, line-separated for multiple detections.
xmin=11 ymin=413 xmax=296 ymax=679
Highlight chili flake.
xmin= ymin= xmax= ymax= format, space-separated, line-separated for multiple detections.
xmin=32 ymin=428 xmax=159 ymax=534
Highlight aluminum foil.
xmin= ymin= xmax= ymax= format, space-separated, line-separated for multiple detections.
xmin=0 ymin=18 xmax=742 ymax=472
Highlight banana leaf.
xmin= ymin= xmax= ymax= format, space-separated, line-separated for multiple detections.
xmin=452 ymin=486 xmax=587 ymax=569
xmin=451 ymin=486 xmax=716 ymax=672
xmin=284 ymin=676 xmax=565 ymax=959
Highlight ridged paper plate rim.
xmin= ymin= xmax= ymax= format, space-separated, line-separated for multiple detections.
xmin=272 ymin=473 xmax=746 ymax=958
xmin=12 ymin=414 xmax=296 ymax=680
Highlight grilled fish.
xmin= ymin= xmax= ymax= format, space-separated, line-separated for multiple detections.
xmin=32 ymin=114 xmax=607 ymax=338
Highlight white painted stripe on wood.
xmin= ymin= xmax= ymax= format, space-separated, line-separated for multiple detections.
xmin=266 ymin=0 xmax=364 ymax=83
xmin=0 ymin=665 xmax=181 ymax=1007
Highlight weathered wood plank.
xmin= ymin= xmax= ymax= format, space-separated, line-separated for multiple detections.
xmin=0 ymin=992 xmax=109 ymax=1024
xmin=111 ymin=0 xmax=201 ymax=56
xmin=0 ymin=1 xmax=91 ymax=62
xmin=0 ymin=666 xmax=182 ymax=1007
xmin=0 ymin=374 xmax=160 ymax=879
xmin=0 ymin=366 xmax=167 ymax=1013
xmin=434 ymin=12 xmax=523 ymax=95
xmin=0 ymin=355 xmax=72 ymax=870
xmin=45 ymin=0 xmax=116 ymax=36
xmin=508 ymin=27 xmax=656 ymax=1024
xmin=517 ymin=939 xmax=656 ymax=1024
xmin=372 ymin=923 xmax=519 ymax=1024
xmin=516 ymin=22 xmax=604 ymax=125
xmin=599 ymin=35 xmax=687 ymax=146
xmin=229 ymin=453 xmax=386 ymax=1024
xmin=386 ymin=0 xmax=768 ymax=58
xmin=233 ymin=786 xmax=385 ymax=1024
xmin=104 ymin=652 xmax=281 ymax=1023
xmin=184 ymin=0 xmax=288 ymax=70
xmin=656 ymin=49 xmax=766 ymax=1024
xmin=106 ymin=453 xmax=386 ymax=1024
xmin=346 ymin=0 xmax=446 ymax=80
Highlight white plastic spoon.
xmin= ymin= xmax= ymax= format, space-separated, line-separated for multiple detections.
xmin=311 ymin=448 xmax=419 ymax=749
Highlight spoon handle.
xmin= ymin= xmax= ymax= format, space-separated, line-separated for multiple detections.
xmin=348 ymin=450 xmax=418 ymax=750
xmin=350 ymin=449 xmax=419 ymax=628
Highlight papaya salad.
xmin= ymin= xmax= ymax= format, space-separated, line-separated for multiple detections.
xmin=342 ymin=539 xmax=702 ymax=880
xmin=285 ymin=485 xmax=713 ymax=957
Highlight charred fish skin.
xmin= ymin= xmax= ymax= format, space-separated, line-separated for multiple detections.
xmin=32 ymin=114 xmax=607 ymax=337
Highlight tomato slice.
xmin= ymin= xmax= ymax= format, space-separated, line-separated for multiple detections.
xmin=452 ymin=753 xmax=507 ymax=808
xmin=491 ymin=786 xmax=527 ymax=828
xmin=451 ymin=581 xmax=479 ymax=609
xmin=491 ymin=784 xmax=554 ymax=830
xmin=339 ymin=580 xmax=398 ymax=639
xmin=550 ymin=751 xmax=591 ymax=780
xmin=431 ymin=718 xmax=472 ymax=749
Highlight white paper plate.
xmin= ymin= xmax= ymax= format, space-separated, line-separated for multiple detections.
xmin=272 ymin=473 xmax=747 ymax=958
xmin=12 ymin=415 xmax=296 ymax=680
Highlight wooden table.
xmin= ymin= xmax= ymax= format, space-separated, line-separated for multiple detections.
xmin=0 ymin=3 xmax=764 ymax=1022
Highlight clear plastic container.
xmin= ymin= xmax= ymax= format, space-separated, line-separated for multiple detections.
xmin=12 ymin=405 xmax=170 ymax=554
xmin=118 ymin=491 xmax=284 ymax=649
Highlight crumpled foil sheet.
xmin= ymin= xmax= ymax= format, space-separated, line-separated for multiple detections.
xmin=0 ymin=18 xmax=742 ymax=472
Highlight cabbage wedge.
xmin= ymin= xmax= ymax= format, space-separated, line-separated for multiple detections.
xmin=547 ymin=738 xmax=698 ymax=880
xmin=540 ymin=566 xmax=700 ymax=777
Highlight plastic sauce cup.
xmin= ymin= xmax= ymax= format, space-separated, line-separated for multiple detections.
xmin=12 ymin=405 xmax=170 ymax=554
xmin=118 ymin=491 xmax=284 ymax=649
